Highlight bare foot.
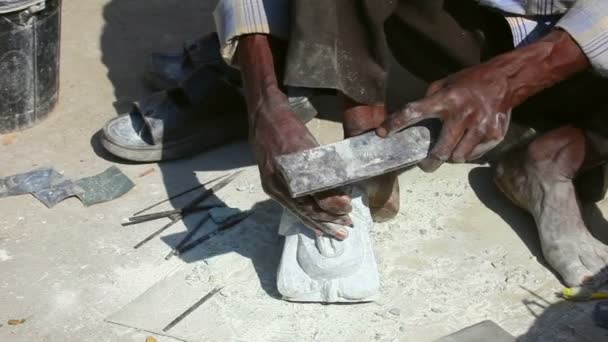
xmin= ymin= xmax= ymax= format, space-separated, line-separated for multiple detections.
xmin=343 ymin=101 xmax=400 ymax=222
xmin=366 ymin=173 xmax=400 ymax=223
xmin=494 ymin=130 xmax=608 ymax=287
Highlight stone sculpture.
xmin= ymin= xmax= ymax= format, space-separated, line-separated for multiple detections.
xmin=277 ymin=188 xmax=380 ymax=302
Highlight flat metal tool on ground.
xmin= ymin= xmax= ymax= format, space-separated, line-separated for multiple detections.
xmin=0 ymin=166 xmax=135 ymax=207
xmin=275 ymin=126 xmax=431 ymax=197
xmin=0 ymin=168 xmax=65 ymax=198
xmin=75 ymin=166 xmax=135 ymax=206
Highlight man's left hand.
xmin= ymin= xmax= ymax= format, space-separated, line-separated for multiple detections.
xmin=376 ymin=30 xmax=590 ymax=172
xmin=377 ymin=63 xmax=513 ymax=172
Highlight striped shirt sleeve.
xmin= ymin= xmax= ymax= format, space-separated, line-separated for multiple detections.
xmin=213 ymin=0 xmax=289 ymax=65
xmin=556 ymin=0 xmax=608 ymax=77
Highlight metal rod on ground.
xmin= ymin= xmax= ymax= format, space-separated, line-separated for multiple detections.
xmin=175 ymin=211 xmax=252 ymax=256
xmin=164 ymin=213 xmax=211 ymax=260
xmin=162 ymin=287 xmax=223 ymax=332
xmin=131 ymin=170 xmax=245 ymax=249
xmin=128 ymin=170 xmax=245 ymax=222
xmin=123 ymin=205 xmax=219 ymax=226
xmin=133 ymin=214 xmax=181 ymax=249
xmin=132 ymin=173 xmax=229 ymax=216
xmin=181 ymin=170 xmax=244 ymax=212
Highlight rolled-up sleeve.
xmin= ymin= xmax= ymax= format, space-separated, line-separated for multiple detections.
xmin=557 ymin=0 xmax=608 ymax=77
xmin=213 ymin=0 xmax=289 ymax=65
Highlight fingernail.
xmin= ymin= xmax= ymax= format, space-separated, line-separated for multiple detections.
xmin=452 ymin=155 xmax=465 ymax=163
xmin=335 ymin=229 xmax=348 ymax=240
xmin=581 ymin=275 xmax=596 ymax=285
xmin=376 ymin=127 xmax=388 ymax=137
xmin=419 ymin=157 xmax=443 ymax=173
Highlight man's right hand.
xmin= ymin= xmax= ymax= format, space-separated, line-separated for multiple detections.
xmin=237 ymin=34 xmax=353 ymax=239
xmin=251 ymin=86 xmax=353 ymax=239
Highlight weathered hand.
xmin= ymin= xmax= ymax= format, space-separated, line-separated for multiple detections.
xmin=237 ymin=34 xmax=353 ymax=239
xmin=378 ymin=63 xmax=512 ymax=172
xmin=252 ymin=87 xmax=353 ymax=239
xmin=377 ymin=30 xmax=590 ymax=172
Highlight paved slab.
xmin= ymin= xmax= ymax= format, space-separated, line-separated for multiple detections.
xmin=436 ymin=321 xmax=515 ymax=342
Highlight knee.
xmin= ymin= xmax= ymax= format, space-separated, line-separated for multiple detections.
xmin=525 ymin=126 xmax=586 ymax=177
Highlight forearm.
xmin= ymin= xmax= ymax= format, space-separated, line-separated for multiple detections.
xmin=213 ymin=0 xmax=290 ymax=65
xmin=487 ymin=30 xmax=589 ymax=107
xmin=236 ymin=34 xmax=287 ymax=124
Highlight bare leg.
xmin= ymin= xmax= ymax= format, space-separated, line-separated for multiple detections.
xmin=495 ymin=126 xmax=608 ymax=287
xmin=342 ymin=98 xmax=400 ymax=222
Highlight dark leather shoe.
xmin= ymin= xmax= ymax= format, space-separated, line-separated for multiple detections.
xmin=103 ymin=66 xmax=247 ymax=162
xmin=143 ymin=33 xmax=241 ymax=90
xmin=102 ymin=65 xmax=325 ymax=162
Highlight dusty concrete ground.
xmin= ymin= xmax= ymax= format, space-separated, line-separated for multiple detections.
xmin=1 ymin=1 xmax=608 ymax=341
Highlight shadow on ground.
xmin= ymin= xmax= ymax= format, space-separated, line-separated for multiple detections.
xmin=467 ymin=166 xmax=542 ymax=258
xmin=516 ymin=274 xmax=608 ymax=341
xmin=100 ymin=0 xmax=217 ymax=113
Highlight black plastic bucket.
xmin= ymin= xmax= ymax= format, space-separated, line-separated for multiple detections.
xmin=0 ymin=0 xmax=61 ymax=133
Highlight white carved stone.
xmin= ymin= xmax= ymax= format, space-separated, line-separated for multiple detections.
xmin=277 ymin=189 xmax=380 ymax=302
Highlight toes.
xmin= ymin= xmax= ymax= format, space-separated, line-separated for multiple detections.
xmin=561 ymin=262 xmax=596 ymax=287
xmin=313 ymin=190 xmax=352 ymax=215
xmin=580 ymin=253 xmax=607 ymax=281
xmin=557 ymin=253 xmax=607 ymax=288
xmin=578 ymin=240 xmax=608 ymax=286
xmin=544 ymin=246 xmax=595 ymax=287
xmin=593 ymin=241 xmax=608 ymax=265
xmin=592 ymin=244 xmax=608 ymax=284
